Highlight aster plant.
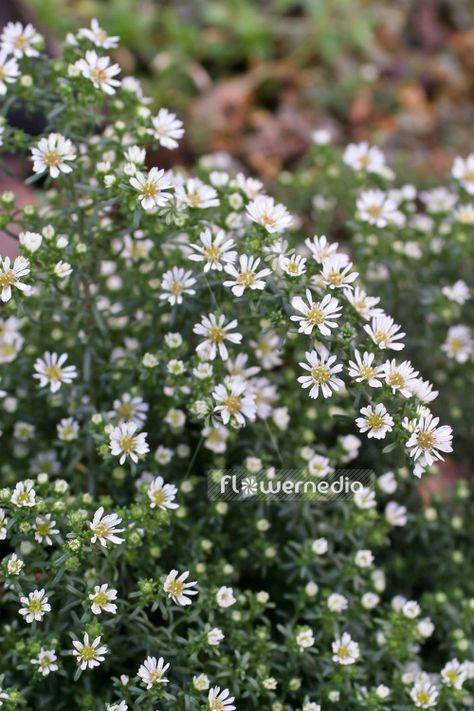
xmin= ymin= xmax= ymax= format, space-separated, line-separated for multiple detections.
xmin=0 ymin=18 xmax=472 ymax=711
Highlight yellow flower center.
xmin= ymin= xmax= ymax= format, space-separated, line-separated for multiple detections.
xmin=14 ymin=35 xmax=29 ymax=50
xmin=187 ymin=191 xmax=202 ymax=207
xmin=374 ymin=330 xmax=390 ymax=347
xmin=367 ymin=204 xmax=383 ymax=218
xmin=464 ymin=170 xmax=474 ymax=182
xmin=204 ymin=245 xmax=221 ymax=261
xmin=17 ymin=491 xmax=32 ymax=505
xmin=148 ymin=669 xmax=164 ymax=684
xmin=141 ymin=181 xmax=158 ymax=198
xmin=152 ymin=489 xmax=166 ymax=506
xmin=417 ymin=431 xmax=434 ymax=450
xmin=416 ymin=692 xmax=430 ymax=705
xmin=169 ymin=281 xmax=183 ymax=296
xmin=210 ymin=701 xmax=224 ymax=711
xmin=359 ymin=364 xmax=375 ymax=380
xmin=237 ymin=270 xmax=256 ymax=286
xmin=93 ymin=522 xmax=108 ymax=539
xmin=306 ymin=306 xmax=325 ymax=324
xmin=449 ymin=338 xmax=463 ymax=353
xmin=168 ymin=579 xmax=185 ymax=597
xmin=261 ymin=211 xmax=276 ymax=227
xmin=80 ymin=644 xmax=96 ymax=662
xmin=328 ymin=271 xmax=343 ymax=286
xmin=310 ymin=365 xmax=331 ymax=384
xmin=119 ymin=435 xmax=135 ymax=453
xmin=90 ymin=67 xmax=109 ymax=83
xmin=208 ymin=326 xmax=226 ymax=343
xmin=0 ymin=270 xmax=16 ymax=287
xmin=37 ymin=523 xmax=51 ymax=537
xmin=337 ymin=644 xmax=350 ymax=658
xmin=43 ymin=150 xmax=62 ymax=167
xmin=93 ymin=591 xmax=109 ymax=607
xmin=224 ymin=395 xmax=241 ymax=415
xmin=366 ymin=413 xmax=384 ymax=430
xmin=388 ymin=372 xmax=405 ymax=388
xmin=45 ymin=364 xmax=62 ymax=382
xmin=28 ymin=599 xmax=43 ymax=614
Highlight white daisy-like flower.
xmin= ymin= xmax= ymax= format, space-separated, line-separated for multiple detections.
xmin=113 ymin=392 xmax=148 ymax=426
xmin=406 ymin=412 xmax=453 ymax=473
xmin=223 ymin=254 xmax=271 ymax=296
xmin=72 ymin=633 xmax=108 ymax=670
xmin=194 ymin=313 xmax=242 ymax=360
xmin=355 ymin=549 xmax=374 ymax=567
xmin=362 ymin=592 xmax=380 ymax=610
xmin=164 ymin=569 xmax=198 ymax=606
xmin=297 ymin=345 xmax=344 ymax=399
xmin=452 ymin=153 xmax=474 ymax=195
xmin=57 ymin=416 xmax=80 ymax=441
xmin=33 ymin=351 xmax=78 ymax=392
xmin=304 ymin=234 xmax=339 ymax=263
xmin=454 ymin=203 xmax=474 ymax=224
xmin=290 ymin=289 xmax=342 ymax=336
xmin=109 ymin=422 xmax=149 ymax=464
xmin=0 ymin=256 xmax=30 ymax=302
xmin=307 ymin=453 xmax=333 ymax=478
xmin=364 ymin=314 xmax=405 ymax=351
xmin=382 ymin=359 xmax=419 ymax=397
xmin=207 ymin=627 xmax=225 ymax=646
xmin=356 ymin=403 xmax=394 ymax=439
xmin=193 ymin=674 xmax=210 ymax=691
xmin=89 ymin=506 xmax=125 ymax=547
xmin=11 ymin=480 xmax=36 ymax=508
xmin=7 ymin=553 xmax=24 ymax=575
xmin=280 ymin=254 xmax=307 ymax=277
xmin=19 ymin=589 xmax=51 ymax=623
xmin=130 ymin=167 xmax=174 ymax=211
xmin=327 ymin=592 xmax=348 ymax=612
xmin=89 ymin=584 xmax=118 ymax=615
xmin=147 ymin=476 xmax=179 ymax=510
xmin=246 ymin=195 xmax=293 ymax=233
xmin=202 ymin=424 xmax=229 ymax=453
xmin=1 ymin=22 xmax=41 ymax=58
xmin=31 ymin=133 xmax=76 ymax=178
xmin=208 ymin=686 xmax=236 ymax=711
xmin=321 ymin=254 xmax=358 ymax=290
xmin=332 ymin=632 xmax=360 ymax=665
xmin=442 ymin=280 xmax=470 ymax=305
xmin=0 ymin=508 xmax=8 ymax=540
xmin=295 ymin=627 xmax=315 ymax=651
xmin=34 ymin=514 xmax=59 ymax=545
xmin=441 ymin=324 xmax=473 ymax=363
xmin=409 ymin=680 xmax=438 ymax=708
xmin=213 ymin=380 xmax=256 ymax=426
xmin=420 ymin=186 xmax=457 ymax=213
xmin=106 ymin=703 xmax=128 ymax=711
xmin=356 ymin=189 xmax=399 ymax=227
xmin=235 ymin=173 xmax=264 ymax=198
xmin=441 ymin=658 xmax=466 ymax=690
xmin=410 ymin=378 xmax=438 ymax=404
xmin=345 ymin=286 xmax=382 ymax=320
xmin=31 ymin=648 xmax=58 ymax=676
xmin=216 ymin=585 xmax=236 ymax=608
xmin=250 ymin=331 xmax=283 ymax=369
xmin=160 ymin=266 xmax=196 ymax=305
xmin=0 ymin=49 xmax=20 ymax=95
xmin=354 ymin=486 xmax=376 ymax=509
xmin=176 ymin=178 xmax=219 ymax=209
xmin=385 ymin=501 xmax=407 ymax=527
xmin=189 ymin=227 xmax=237 ymax=272
xmin=78 ymin=18 xmax=119 ymax=49
xmin=348 ymin=350 xmax=384 ymax=387
xmin=343 ymin=141 xmax=387 ymax=174
xmin=137 ymin=656 xmax=170 ymax=688
xmin=75 ymin=50 xmax=121 ymax=94
xmin=148 ymin=108 xmax=184 ymax=149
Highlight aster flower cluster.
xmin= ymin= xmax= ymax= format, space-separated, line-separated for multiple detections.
xmin=0 ymin=20 xmax=472 ymax=711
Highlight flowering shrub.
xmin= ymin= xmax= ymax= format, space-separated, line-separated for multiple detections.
xmin=0 ymin=20 xmax=472 ymax=711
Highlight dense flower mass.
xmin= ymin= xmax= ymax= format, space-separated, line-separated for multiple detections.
xmin=0 ymin=19 xmax=471 ymax=711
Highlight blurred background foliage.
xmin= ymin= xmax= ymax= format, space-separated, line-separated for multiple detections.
xmin=15 ymin=0 xmax=474 ymax=181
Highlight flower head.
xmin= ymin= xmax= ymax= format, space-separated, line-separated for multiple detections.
xmin=164 ymin=569 xmax=198 ymax=606
xmin=0 ymin=256 xmax=30 ymax=302
xmin=72 ymin=633 xmax=108 ymax=670
xmin=297 ymin=346 xmax=344 ymax=399
xmin=332 ymin=632 xmax=360 ymax=665
xmin=109 ymin=422 xmax=149 ymax=464
xmin=90 ymin=507 xmax=124 ymax=547
xmin=33 ymin=351 xmax=78 ymax=392
xmin=31 ymin=133 xmax=76 ymax=178
xmin=137 ymin=656 xmax=170 ymax=688
xmin=19 ymin=589 xmax=51 ymax=623
xmin=75 ymin=50 xmax=121 ymax=94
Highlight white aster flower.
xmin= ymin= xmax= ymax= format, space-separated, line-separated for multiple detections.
xmin=33 ymin=352 xmax=78 ymax=392
xmin=19 ymin=589 xmax=51 ymax=623
xmin=207 ymin=627 xmax=225 ymax=645
xmin=308 ymin=453 xmax=333 ymax=479
xmin=137 ymin=656 xmax=170 ymax=688
xmin=327 ymin=592 xmax=348 ymax=612
xmin=11 ymin=480 xmax=36 ymax=508
xmin=410 ymin=378 xmax=439 ymax=404
xmin=409 ymin=680 xmax=438 ymax=708
xmin=357 ymin=189 xmax=399 ymax=227
xmin=223 ymin=254 xmax=271 ymax=296
xmin=193 ymin=674 xmax=210 ymax=690
xmin=109 ymin=422 xmax=149 ymax=464
xmin=281 ymin=253 xmax=307 ymax=277
xmin=297 ymin=345 xmax=344 ymax=399
xmin=348 ymin=350 xmax=384 ymax=387
xmin=164 ymin=569 xmax=198 ymax=606
xmin=78 ymin=18 xmax=119 ymax=49
xmin=364 ymin=314 xmax=405 ymax=351
xmin=189 ymin=227 xmax=237 ymax=272
xmin=250 ymin=331 xmax=282 ymax=369
xmin=54 ymin=260 xmax=73 ymax=279
xmin=385 ymin=501 xmax=407 ymax=526
xmin=113 ymin=392 xmax=148 ymax=426
xmin=362 ymin=592 xmax=380 ymax=609
xmin=147 ymin=476 xmax=178 ymax=510
xmin=176 ymin=178 xmax=219 ymax=209
xmin=31 ymin=648 xmax=58 ymax=676
xmin=75 ymin=50 xmax=121 ymax=94
xmin=0 ymin=49 xmax=20 ymax=94
xmin=31 ymin=133 xmax=76 ymax=178
xmin=89 ymin=506 xmax=124 ymax=547
xmin=356 ymin=403 xmax=394 ymax=439
xmin=442 ymin=280 xmax=470 ymax=305
xmin=72 ymin=633 xmax=108 ymax=670
xmin=130 ymin=167 xmax=174 ymax=211
xmin=34 ymin=514 xmax=59 ymax=545
xmin=343 ymin=141 xmax=387 ymax=174
xmin=208 ymin=686 xmax=236 ymax=711
xmin=0 ymin=509 xmax=8 ymax=540
xmin=1 ymin=22 xmax=41 ymax=58
xmin=406 ymin=412 xmax=453 ymax=474
xmin=345 ymin=286 xmax=382 ymax=320
xmin=291 ymin=289 xmax=342 ymax=336
xmin=194 ymin=313 xmax=242 ymax=360
xmin=7 ymin=553 xmax=24 ymax=575
xmin=332 ymin=632 xmax=360 ymax=665
xmin=403 ymin=600 xmax=421 ymax=619
xmin=106 ymin=703 xmax=127 ymax=711
xmin=213 ymin=380 xmax=256 ymax=426
xmin=160 ymin=266 xmax=196 ymax=305
xmin=442 ymin=324 xmax=473 ymax=363
xmin=382 ymin=359 xmax=419 ymax=397
xmin=304 ymin=234 xmax=339 ymax=263
xmin=246 ymin=195 xmax=293 ymax=233
xmin=57 ymin=416 xmax=79 ymax=441
xmin=441 ymin=658 xmax=466 ymax=690
xmin=312 ymin=537 xmax=328 ymax=555
xmin=321 ymin=254 xmax=358 ymax=290
xmin=354 ymin=486 xmax=376 ymax=509
xmin=452 ymin=153 xmax=474 ymax=195
xmin=89 ymin=584 xmax=118 ymax=615
xmin=149 ymin=108 xmax=184 ymax=149
xmin=216 ymin=585 xmax=236 ymax=608
xmin=355 ymin=549 xmax=374 ymax=567
xmin=203 ymin=425 xmax=229 ymax=453
xmin=0 ymin=256 xmax=30 ymax=302
xmin=296 ymin=627 xmax=315 ymax=650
